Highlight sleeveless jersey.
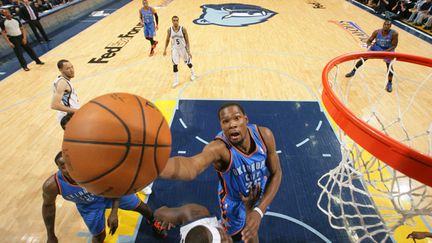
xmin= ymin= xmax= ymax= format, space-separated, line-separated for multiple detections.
xmin=140 ymin=7 xmax=154 ymax=26
xmin=55 ymin=170 xmax=105 ymax=206
xmin=170 ymin=26 xmax=186 ymax=50
xmin=215 ymin=124 xmax=269 ymax=202
xmin=52 ymin=76 xmax=79 ymax=121
xmin=375 ymin=29 xmax=394 ymax=49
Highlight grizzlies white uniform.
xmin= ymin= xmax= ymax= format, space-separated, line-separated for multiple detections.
xmin=170 ymin=26 xmax=190 ymax=65
xmin=52 ymin=76 xmax=79 ymax=122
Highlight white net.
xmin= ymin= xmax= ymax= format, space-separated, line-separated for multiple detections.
xmin=317 ymin=53 xmax=432 ymax=243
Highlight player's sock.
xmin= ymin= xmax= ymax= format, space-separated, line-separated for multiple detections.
xmin=189 ymin=67 xmax=196 ymax=81
xmin=173 ymin=72 xmax=179 ymax=88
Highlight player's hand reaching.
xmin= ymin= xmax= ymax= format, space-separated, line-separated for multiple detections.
xmin=188 ymin=51 xmax=192 ymax=59
xmin=154 ymin=206 xmax=176 ymax=230
xmin=240 ymin=185 xmax=262 ymax=242
xmin=163 ymin=50 xmax=167 ymax=56
xmin=242 ymin=210 xmax=261 ymax=242
xmin=407 ymin=231 xmax=432 ymax=242
xmin=239 ymin=185 xmax=261 ymax=212
xmin=156 ymin=24 xmax=159 ymax=31
xmin=107 ymin=212 xmax=119 ymax=235
xmin=46 ymin=235 xmax=58 ymax=243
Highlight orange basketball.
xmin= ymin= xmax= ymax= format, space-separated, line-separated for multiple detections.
xmin=62 ymin=93 xmax=171 ymax=198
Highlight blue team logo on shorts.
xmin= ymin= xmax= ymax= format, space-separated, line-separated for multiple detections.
xmin=193 ymin=3 xmax=277 ymax=27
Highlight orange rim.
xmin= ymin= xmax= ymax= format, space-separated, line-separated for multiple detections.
xmin=322 ymin=51 xmax=432 ymax=187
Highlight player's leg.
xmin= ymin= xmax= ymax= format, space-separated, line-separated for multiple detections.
xmin=182 ymin=48 xmax=196 ymax=81
xmin=76 ymin=207 xmax=107 ymax=243
xmin=345 ymin=59 xmax=368 ymax=77
xmin=172 ymin=48 xmax=180 ymax=88
xmin=144 ymin=24 xmax=157 ymax=56
xmin=345 ymin=59 xmax=367 ymax=78
xmin=151 ymin=23 xmax=158 ymax=49
xmin=92 ymin=231 xmax=106 ymax=243
xmin=385 ymin=62 xmax=394 ymax=92
xmin=346 ymin=46 xmax=379 ymax=77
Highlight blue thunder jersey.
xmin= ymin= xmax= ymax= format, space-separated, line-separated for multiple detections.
xmin=55 ymin=170 xmax=105 ymax=206
xmin=375 ymin=29 xmax=394 ymax=49
xmin=140 ymin=7 xmax=154 ymax=26
xmin=215 ymin=124 xmax=269 ymax=201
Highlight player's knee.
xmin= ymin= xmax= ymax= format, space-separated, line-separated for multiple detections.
xmin=92 ymin=231 xmax=106 ymax=243
xmin=173 ymin=65 xmax=178 ymax=72
xmin=187 ymin=63 xmax=193 ymax=68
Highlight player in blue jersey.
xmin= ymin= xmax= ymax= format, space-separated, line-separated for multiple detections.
xmin=345 ymin=20 xmax=399 ymax=92
xmin=42 ymin=152 xmax=166 ymax=243
xmin=161 ymin=102 xmax=282 ymax=242
xmin=139 ymin=0 xmax=159 ymax=56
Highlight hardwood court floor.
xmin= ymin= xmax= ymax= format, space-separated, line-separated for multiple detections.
xmin=0 ymin=0 xmax=430 ymax=242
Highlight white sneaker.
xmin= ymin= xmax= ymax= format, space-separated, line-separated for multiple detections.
xmin=190 ymin=74 xmax=196 ymax=81
xmin=142 ymin=185 xmax=152 ymax=195
xmin=172 ymin=79 xmax=179 ymax=88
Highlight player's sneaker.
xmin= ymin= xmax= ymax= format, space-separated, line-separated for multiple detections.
xmin=190 ymin=74 xmax=196 ymax=81
xmin=345 ymin=70 xmax=355 ymax=78
xmin=172 ymin=79 xmax=179 ymax=88
xmin=142 ymin=185 xmax=152 ymax=195
xmin=148 ymin=219 xmax=168 ymax=238
xmin=152 ymin=41 xmax=159 ymax=49
xmin=386 ymin=82 xmax=392 ymax=92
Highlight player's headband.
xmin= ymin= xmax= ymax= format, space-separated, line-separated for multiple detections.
xmin=180 ymin=217 xmax=222 ymax=243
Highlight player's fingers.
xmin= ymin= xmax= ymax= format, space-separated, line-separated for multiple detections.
xmin=242 ymin=228 xmax=253 ymax=242
xmin=253 ymin=185 xmax=260 ymax=198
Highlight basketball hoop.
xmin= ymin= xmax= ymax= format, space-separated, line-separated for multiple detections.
xmin=318 ymin=52 xmax=432 ymax=242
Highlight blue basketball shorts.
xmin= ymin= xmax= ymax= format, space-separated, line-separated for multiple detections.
xmin=76 ymin=194 xmax=141 ymax=235
xmin=219 ymin=197 xmax=247 ymax=236
xmin=144 ymin=24 xmax=156 ymax=37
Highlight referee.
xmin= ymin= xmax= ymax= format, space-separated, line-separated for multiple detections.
xmin=1 ymin=9 xmax=44 ymax=71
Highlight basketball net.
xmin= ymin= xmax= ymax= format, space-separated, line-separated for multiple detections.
xmin=317 ymin=52 xmax=432 ymax=242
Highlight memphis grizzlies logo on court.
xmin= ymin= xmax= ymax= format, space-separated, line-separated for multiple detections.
xmin=193 ymin=3 xmax=277 ymax=27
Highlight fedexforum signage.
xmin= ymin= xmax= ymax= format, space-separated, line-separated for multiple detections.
xmin=329 ymin=20 xmax=369 ymax=48
xmin=89 ymin=23 xmax=143 ymax=64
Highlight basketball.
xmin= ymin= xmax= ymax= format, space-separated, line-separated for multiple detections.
xmin=62 ymin=93 xmax=171 ymax=198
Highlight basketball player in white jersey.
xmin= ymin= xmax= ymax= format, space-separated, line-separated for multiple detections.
xmin=163 ymin=16 xmax=196 ymax=88
xmin=51 ymin=59 xmax=79 ymax=130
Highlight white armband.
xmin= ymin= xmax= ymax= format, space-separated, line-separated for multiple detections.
xmin=253 ymin=207 xmax=264 ymax=218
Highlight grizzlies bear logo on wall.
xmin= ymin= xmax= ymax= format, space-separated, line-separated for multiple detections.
xmin=193 ymin=3 xmax=277 ymax=27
